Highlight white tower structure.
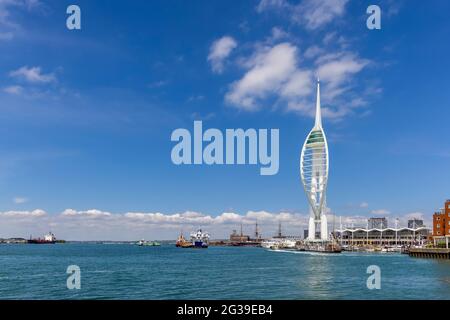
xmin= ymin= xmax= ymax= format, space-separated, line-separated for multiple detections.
xmin=300 ymin=80 xmax=329 ymax=241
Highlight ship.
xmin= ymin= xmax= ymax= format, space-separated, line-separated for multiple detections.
xmin=176 ymin=232 xmax=189 ymax=247
xmin=137 ymin=239 xmax=161 ymax=246
xmin=28 ymin=232 xmax=56 ymax=244
xmin=189 ymin=229 xmax=209 ymax=248
xmin=261 ymin=238 xmax=297 ymax=250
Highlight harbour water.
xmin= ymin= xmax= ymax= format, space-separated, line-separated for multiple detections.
xmin=1 ymin=243 xmax=450 ymax=300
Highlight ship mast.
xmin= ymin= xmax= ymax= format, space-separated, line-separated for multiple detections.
xmin=278 ymin=221 xmax=282 ymax=238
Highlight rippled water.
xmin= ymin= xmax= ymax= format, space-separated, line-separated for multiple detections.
xmin=0 ymin=243 xmax=449 ymax=300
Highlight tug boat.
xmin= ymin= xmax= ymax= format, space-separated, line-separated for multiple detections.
xmin=176 ymin=233 xmax=189 ymax=247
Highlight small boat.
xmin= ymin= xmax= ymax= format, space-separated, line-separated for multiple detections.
xmin=137 ymin=239 xmax=161 ymax=246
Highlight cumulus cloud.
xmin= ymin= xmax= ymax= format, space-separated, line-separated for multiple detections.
xmin=61 ymin=209 xmax=112 ymax=218
xmin=224 ymin=42 xmax=369 ymax=119
xmin=316 ymin=53 xmax=368 ymax=99
xmin=256 ymin=0 xmax=348 ymax=30
xmin=9 ymin=66 xmax=56 ymax=83
xmin=0 ymin=209 xmax=46 ymax=218
xmin=225 ymin=43 xmax=303 ymax=110
xmin=208 ymin=36 xmax=237 ymax=74
xmin=0 ymin=208 xmax=431 ymax=240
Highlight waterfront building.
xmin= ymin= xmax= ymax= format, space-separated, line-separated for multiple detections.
xmin=433 ymin=200 xmax=450 ymax=248
xmin=408 ymin=219 xmax=424 ymax=229
xmin=300 ymin=80 xmax=329 ymax=241
xmin=338 ymin=226 xmax=430 ymax=247
xmin=368 ymin=217 xmax=388 ymax=229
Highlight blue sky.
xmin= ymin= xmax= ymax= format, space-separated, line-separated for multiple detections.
xmin=0 ymin=0 xmax=449 ymax=240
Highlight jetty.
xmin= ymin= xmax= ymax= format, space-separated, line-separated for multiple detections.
xmin=408 ymin=248 xmax=450 ymax=259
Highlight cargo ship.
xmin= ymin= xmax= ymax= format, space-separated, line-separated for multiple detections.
xmin=28 ymin=232 xmax=56 ymax=244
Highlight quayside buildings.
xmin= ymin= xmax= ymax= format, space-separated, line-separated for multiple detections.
xmin=338 ymin=217 xmax=430 ymax=247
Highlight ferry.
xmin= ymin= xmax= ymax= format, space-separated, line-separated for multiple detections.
xmin=190 ymin=229 xmax=209 ymax=248
xmin=28 ymin=232 xmax=56 ymax=244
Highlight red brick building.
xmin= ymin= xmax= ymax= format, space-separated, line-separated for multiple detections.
xmin=433 ymin=200 xmax=450 ymax=238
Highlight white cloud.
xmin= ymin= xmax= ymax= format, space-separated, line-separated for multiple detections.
xmin=3 ymin=85 xmax=23 ymax=95
xmin=224 ymin=42 xmax=369 ymax=119
xmin=0 ymin=208 xmax=431 ymax=240
xmin=256 ymin=0 xmax=348 ymax=30
xmin=61 ymin=209 xmax=112 ymax=218
xmin=9 ymin=66 xmax=55 ymax=83
xmin=0 ymin=209 xmax=46 ymax=218
xmin=293 ymin=0 xmax=349 ymax=30
xmin=225 ymin=42 xmax=300 ymax=110
xmin=208 ymin=36 xmax=237 ymax=74
xmin=371 ymin=209 xmax=391 ymax=215
xmin=13 ymin=197 xmax=28 ymax=204
xmin=316 ymin=53 xmax=368 ymax=97
xmin=256 ymin=0 xmax=289 ymax=12
xmin=281 ymin=70 xmax=313 ymax=98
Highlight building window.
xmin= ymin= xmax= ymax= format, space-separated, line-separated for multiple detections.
xmin=437 ymin=224 xmax=440 ymax=228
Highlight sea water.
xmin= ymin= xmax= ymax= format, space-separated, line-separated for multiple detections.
xmin=0 ymin=243 xmax=449 ymax=300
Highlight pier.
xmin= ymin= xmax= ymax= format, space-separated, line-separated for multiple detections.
xmin=408 ymin=248 xmax=450 ymax=259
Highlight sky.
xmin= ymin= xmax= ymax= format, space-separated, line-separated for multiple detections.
xmin=0 ymin=0 xmax=449 ymax=240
